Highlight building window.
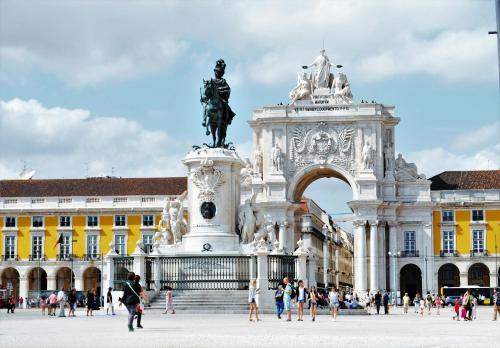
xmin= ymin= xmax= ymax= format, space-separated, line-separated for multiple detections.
xmin=32 ymin=236 xmax=43 ymax=259
xmin=143 ymin=234 xmax=154 ymax=254
xmin=472 ymin=210 xmax=484 ymax=222
xmin=472 ymin=230 xmax=484 ymax=252
xmin=58 ymin=198 xmax=72 ymax=204
xmin=31 ymin=198 xmax=45 ymax=204
xmin=113 ymin=197 xmax=127 ymax=203
xmin=87 ymin=235 xmax=98 ymax=259
xmin=442 ymin=210 xmax=454 ymax=222
xmin=404 ymin=231 xmax=416 ymax=252
xmin=5 ymin=216 xmax=16 ymax=228
xmin=59 ymin=216 xmax=71 ymax=227
xmin=443 ymin=231 xmax=455 ymax=253
xmin=114 ymin=215 xmax=126 ymax=227
xmin=86 ymin=197 xmax=100 ymax=203
xmin=142 ymin=215 xmax=154 ymax=227
xmin=87 ymin=216 xmax=99 ymax=227
xmin=5 ymin=236 xmax=16 ymax=259
xmin=4 ymin=199 xmax=17 ymax=205
xmin=115 ymin=235 xmax=126 ymax=255
xmin=59 ymin=234 xmax=71 ymax=259
xmin=32 ymin=216 xmax=44 ymax=228
xmin=141 ymin=197 xmax=155 ymax=203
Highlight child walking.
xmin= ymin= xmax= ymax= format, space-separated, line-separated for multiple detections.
xmin=163 ymin=286 xmax=175 ymax=314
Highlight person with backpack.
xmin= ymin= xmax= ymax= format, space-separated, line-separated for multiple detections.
xmin=274 ymin=284 xmax=284 ymax=319
xmin=492 ymin=287 xmax=500 ymax=321
xmin=121 ymin=271 xmax=142 ymax=332
xmin=283 ymin=277 xmax=295 ymax=322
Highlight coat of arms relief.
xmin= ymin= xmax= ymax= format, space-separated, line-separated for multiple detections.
xmin=288 ymin=122 xmax=355 ymax=176
xmin=191 ymin=158 xmax=225 ymax=203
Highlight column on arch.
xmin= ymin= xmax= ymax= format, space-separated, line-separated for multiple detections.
xmin=354 ymin=220 xmax=367 ymax=294
xmin=369 ymin=220 xmax=379 ymax=292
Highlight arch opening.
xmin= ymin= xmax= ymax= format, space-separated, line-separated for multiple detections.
xmin=1 ymin=267 xmax=20 ymax=299
xmin=438 ymin=263 xmax=460 ymax=289
xmin=468 ymin=263 xmax=490 ymax=287
xmin=399 ymin=264 xmax=422 ymax=300
xmin=28 ymin=267 xmax=47 ymax=294
xmin=83 ymin=267 xmax=102 ymax=300
xmin=55 ymin=267 xmax=75 ymax=291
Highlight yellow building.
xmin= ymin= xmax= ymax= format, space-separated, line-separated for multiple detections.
xmin=0 ymin=177 xmax=186 ymax=302
xmin=430 ymin=170 xmax=500 ymax=290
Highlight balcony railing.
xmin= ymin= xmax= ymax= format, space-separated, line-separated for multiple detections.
xmin=83 ymin=253 xmax=101 ymax=261
xmin=440 ymin=250 xmax=458 ymax=257
xmin=2 ymin=254 xmax=19 ymax=261
xmin=470 ymin=250 xmax=488 ymax=257
xmin=400 ymin=250 xmax=419 ymax=257
xmin=29 ymin=254 xmax=47 ymax=261
xmin=56 ymin=253 xmax=75 ymax=261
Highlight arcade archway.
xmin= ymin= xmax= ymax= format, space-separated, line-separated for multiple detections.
xmin=400 ymin=264 xmax=422 ymax=300
xmin=1 ymin=267 xmax=20 ymax=298
xmin=468 ymin=263 xmax=490 ymax=287
xmin=438 ymin=263 xmax=460 ymax=289
xmin=55 ymin=267 xmax=74 ymax=290
xmin=28 ymin=267 xmax=47 ymax=291
xmin=83 ymin=267 xmax=102 ymax=299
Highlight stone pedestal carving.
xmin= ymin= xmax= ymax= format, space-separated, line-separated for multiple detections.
xmin=182 ymin=148 xmax=244 ymax=253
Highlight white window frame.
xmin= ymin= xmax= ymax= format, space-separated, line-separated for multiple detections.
xmin=142 ymin=232 xmax=155 ymax=254
xmin=114 ymin=215 xmax=127 ymax=227
xmin=442 ymin=230 xmax=456 ymax=255
xmin=31 ymin=215 xmax=44 ymax=228
xmin=404 ymin=231 xmax=416 ymax=253
xmin=471 ymin=229 xmax=486 ymax=253
xmin=4 ymin=216 xmax=17 ymax=228
xmin=86 ymin=215 xmax=99 ymax=228
xmin=4 ymin=234 xmax=17 ymax=260
xmin=30 ymin=233 xmax=45 ymax=260
xmin=142 ymin=215 xmax=154 ymax=227
xmin=471 ymin=209 xmax=485 ymax=222
xmin=58 ymin=233 xmax=72 ymax=259
xmin=85 ymin=233 xmax=100 ymax=259
xmin=114 ymin=233 xmax=127 ymax=256
xmin=441 ymin=210 xmax=454 ymax=223
xmin=59 ymin=215 xmax=72 ymax=228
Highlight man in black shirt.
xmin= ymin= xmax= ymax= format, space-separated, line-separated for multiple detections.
xmin=374 ymin=290 xmax=382 ymax=314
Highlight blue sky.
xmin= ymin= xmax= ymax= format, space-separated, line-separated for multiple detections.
xmin=0 ymin=0 xmax=499 ymax=218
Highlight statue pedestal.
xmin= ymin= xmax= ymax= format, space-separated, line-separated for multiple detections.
xmin=182 ymin=148 xmax=244 ymax=253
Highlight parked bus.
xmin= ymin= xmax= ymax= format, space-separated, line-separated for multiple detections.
xmin=441 ymin=286 xmax=493 ymax=305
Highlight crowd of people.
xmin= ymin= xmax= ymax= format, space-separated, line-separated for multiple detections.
xmin=4 ymin=280 xmax=500 ymax=332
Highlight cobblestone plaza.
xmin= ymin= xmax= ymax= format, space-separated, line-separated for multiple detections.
xmin=1 ymin=307 xmax=499 ymax=348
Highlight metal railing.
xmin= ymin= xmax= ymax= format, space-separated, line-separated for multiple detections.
xmin=400 ymin=250 xmax=419 ymax=257
xmin=83 ymin=253 xmax=101 ymax=261
xmin=267 ymin=255 xmax=296 ymax=290
xmin=159 ymin=256 xmax=251 ymax=290
xmin=29 ymin=254 xmax=47 ymax=261
xmin=439 ymin=250 xmax=458 ymax=257
xmin=2 ymin=254 xmax=19 ymax=261
xmin=56 ymin=253 xmax=75 ymax=261
xmin=470 ymin=250 xmax=488 ymax=257
xmin=113 ymin=257 xmax=134 ymax=290
xmin=144 ymin=257 xmax=155 ymax=290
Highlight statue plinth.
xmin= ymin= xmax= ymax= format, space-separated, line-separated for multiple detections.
xmin=181 ymin=147 xmax=244 ymax=253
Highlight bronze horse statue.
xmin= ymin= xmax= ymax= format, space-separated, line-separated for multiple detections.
xmin=200 ymin=78 xmax=234 ymax=148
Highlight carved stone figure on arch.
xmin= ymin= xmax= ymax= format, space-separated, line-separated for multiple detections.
xmin=362 ymin=140 xmax=375 ymax=170
xmin=289 ymin=70 xmax=313 ymax=103
xmin=395 ymin=153 xmax=426 ymax=181
xmin=272 ymin=143 xmax=283 ymax=172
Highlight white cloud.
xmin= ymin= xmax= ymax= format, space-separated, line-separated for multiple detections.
xmin=0 ymin=98 xmax=188 ymax=179
xmin=406 ymin=124 xmax=500 ymax=177
xmin=0 ymin=0 xmax=496 ymax=86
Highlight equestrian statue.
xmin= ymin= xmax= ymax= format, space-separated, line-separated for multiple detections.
xmin=200 ymin=59 xmax=236 ymax=148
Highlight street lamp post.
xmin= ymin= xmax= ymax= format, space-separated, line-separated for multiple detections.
xmin=388 ymin=250 xmax=400 ymax=306
xmin=70 ymin=239 xmax=77 ymax=289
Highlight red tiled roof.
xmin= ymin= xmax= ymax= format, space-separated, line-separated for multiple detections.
xmin=429 ymin=170 xmax=500 ymax=190
xmin=0 ymin=177 xmax=187 ymax=197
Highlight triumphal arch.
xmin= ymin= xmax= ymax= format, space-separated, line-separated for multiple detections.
xmin=240 ymin=50 xmax=433 ymax=296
